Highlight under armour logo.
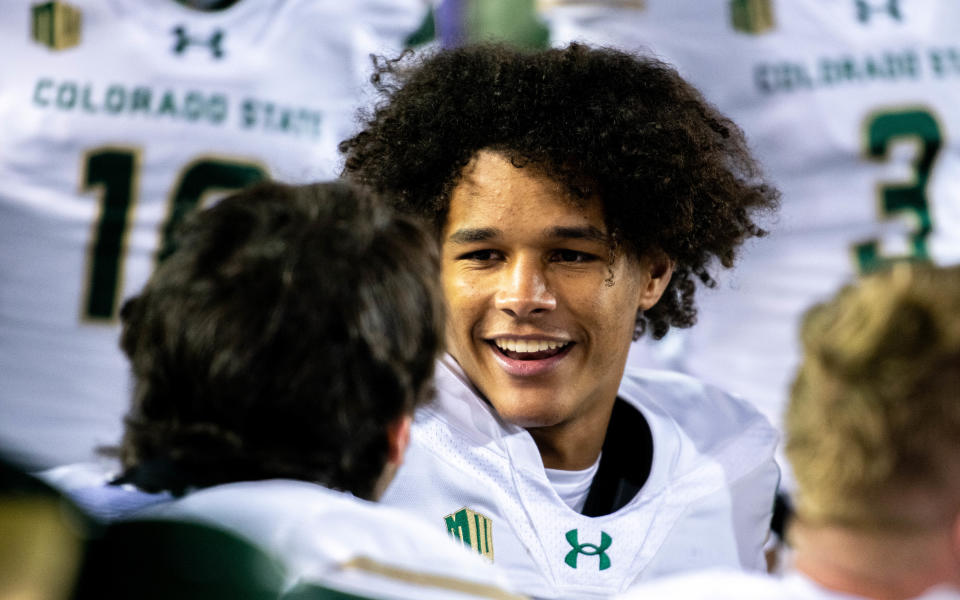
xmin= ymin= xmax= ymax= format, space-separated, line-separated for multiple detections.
xmin=855 ymin=0 xmax=902 ymax=23
xmin=564 ymin=529 xmax=612 ymax=571
xmin=171 ymin=25 xmax=225 ymax=59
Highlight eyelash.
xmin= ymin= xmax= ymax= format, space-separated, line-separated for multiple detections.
xmin=549 ymin=249 xmax=599 ymax=264
xmin=456 ymin=249 xmax=599 ymax=263
xmin=458 ymin=249 xmax=504 ymax=262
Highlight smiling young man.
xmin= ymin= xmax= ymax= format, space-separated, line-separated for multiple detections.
xmin=442 ymin=150 xmax=672 ymax=473
xmin=341 ymin=43 xmax=782 ymax=598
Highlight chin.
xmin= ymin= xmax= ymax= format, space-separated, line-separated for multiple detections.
xmin=488 ymin=400 xmax=565 ymax=429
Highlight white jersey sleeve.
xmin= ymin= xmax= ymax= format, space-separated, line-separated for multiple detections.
xmin=38 ymin=461 xmax=172 ymax=522
xmin=143 ymin=479 xmax=523 ymax=600
xmin=541 ymin=0 xmax=960 ymax=489
xmin=0 ymin=0 xmax=427 ymax=468
xmin=380 ymin=357 xmax=779 ymax=599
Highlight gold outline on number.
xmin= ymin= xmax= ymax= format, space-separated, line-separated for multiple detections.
xmin=78 ymin=145 xmax=142 ymax=324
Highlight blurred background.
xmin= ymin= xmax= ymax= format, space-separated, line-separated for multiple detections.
xmin=4 ymin=0 xmax=959 ymax=488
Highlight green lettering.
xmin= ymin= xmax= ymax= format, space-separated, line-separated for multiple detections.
xmin=262 ymin=102 xmax=276 ymax=128
xmin=839 ymin=58 xmax=858 ymax=83
xmin=819 ymin=58 xmax=840 ymax=85
xmin=208 ymin=94 xmax=227 ymax=124
xmin=131 ymin=87 xmax=151 ymax=114
xmin=105 ymin=85 xmax=125 ymax=113
xmin=310 ymin=111 xmax=322 ymax=138
xmin=56 ymin=82 xmax=77 ymax=109
xmin=278 ymin=107 xmax=292 ymax=132
xmin=241 ymin=98 xmax=256 ymax=128
xmin=156 ymin=91 xmax=177 ymax=117
xmin=33 ymin=78 xmax=53 ymax=107
xmin=754 ymin=62 xmax=813 ymax=94
xmin=944 ymin=47 xmax=960 ymax=76
xmin=864 ymin=55 xmax=885 ymax=79
xmin=183 ymin=91 xmax=203 ymax=121
xmin=81 ymin=84 xmax=98 ymax=113
xmin=297 ymin=109 xmax=321 ymax=138
xmin=901 ymin=50 xmax=920 ymax=78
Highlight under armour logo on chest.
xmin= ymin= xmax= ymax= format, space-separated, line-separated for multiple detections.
xmin=564 ymin=529 xmax=612 ymax=571
xmin=855 ymin=0 xmax=902 ymax=23
xmin=171 ymin=26 xmax=225 ymax=59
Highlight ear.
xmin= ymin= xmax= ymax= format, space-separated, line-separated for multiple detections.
xmin=385 ymin=414 xmax=412 ymax=467
xmin=637 ymin=252 xmax=675 ymax=311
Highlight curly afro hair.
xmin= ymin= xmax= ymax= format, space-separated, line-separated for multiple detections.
xmin=341 ymin=42 xmax=779 ymax=339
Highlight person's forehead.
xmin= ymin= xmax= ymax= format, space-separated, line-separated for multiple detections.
xmin=445 ymin=150 xmax=606 ymax=229
xmin=453 ymin=149 xmax=580 ymax=194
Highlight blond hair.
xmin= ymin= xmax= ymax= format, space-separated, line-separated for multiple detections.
xmin=787 ymin=263 xmax=960 ymax=529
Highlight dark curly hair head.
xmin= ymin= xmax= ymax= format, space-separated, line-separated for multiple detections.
xmin=341 ymin=42 xmax=779 ymax=338
xmin=113 ymin=181 xmax=442 ymax=500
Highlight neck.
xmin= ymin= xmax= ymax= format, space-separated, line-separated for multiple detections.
xmin=527 ymin=402 xmax=614 ymax=471
xmin=792 ymin=520 xmax=960 ymax=600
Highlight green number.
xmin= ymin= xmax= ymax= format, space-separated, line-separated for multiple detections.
xmin=82 ymin=150 xmax=268 ymax=320
xmin=855 ymin=108 xmax=941 ymax=273
xmin=157 ymin=159 xmax=267 ymax=261
xmin=82 ymin=149 xmax=138 ymax=320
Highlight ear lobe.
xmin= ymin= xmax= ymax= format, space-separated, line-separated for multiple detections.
xmin=637 ymin=253 xmax=675 ymax=311
xmin=386 ymin=414 xmax=412 ymax=467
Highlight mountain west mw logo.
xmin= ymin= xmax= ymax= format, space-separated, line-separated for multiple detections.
xmin=172 ymin=25 xmax=225 ymax=59
xmin=444 ymin=508 xmax=494 ymax=561
xmin=564 ymin=529 xmax=612 ymax=571
xmin=31 ymin=1 xmax=82 ymax=50
xmin=729 ymin=0 xmax=775 ymax=34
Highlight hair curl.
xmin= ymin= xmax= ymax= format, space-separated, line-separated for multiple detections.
xmin=114 ymin=181 xmax=442 ymax=500
xmin=788 ymin=263 xmax=960 ymax=529
xmin=341 ymin=42 xmax=779 ymax=338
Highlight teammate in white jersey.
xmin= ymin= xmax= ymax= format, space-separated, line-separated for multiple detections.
xmin=0 ymin=0 xmax=428 ymax=468
xmin=341 ymin=43 xmax=781 ymax=597
xmin=46 ymin=181 xmax=521 ymax=599
xmin=540 ymin=0 xmax=960 ymax=489
xmin=615 ymin=263 xmax=960 ymax=599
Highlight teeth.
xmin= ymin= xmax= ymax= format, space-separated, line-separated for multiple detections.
xmin=494 ymin=338 xmax=568 ymax=353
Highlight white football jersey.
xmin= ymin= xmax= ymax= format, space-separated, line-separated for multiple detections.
xmin=542 ymin=1 xmax=960 ymax=487
xmin=0 ymin=0 xmax=427 ymax=468
xmin=381 ymin=357 xmax=780 ymax=599
xmin=144 ymin=480 xmax=522 ymax=600
xmin=41 ymin=463 xmax=521 ymax=600
xmin=615 ymin=568 xmax=960 ymax=600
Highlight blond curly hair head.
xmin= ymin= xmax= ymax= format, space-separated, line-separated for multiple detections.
xmin=787 ymin=263 xmax=960 ymax=530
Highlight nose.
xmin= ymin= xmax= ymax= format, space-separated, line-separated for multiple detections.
xmin=494 ymin=255 xmax=557 ymax=318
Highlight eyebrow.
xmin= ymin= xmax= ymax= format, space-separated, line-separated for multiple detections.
xmin=446 ymin=225 xmax=607 ymax=244
xmin=447 ymin=227 xmax=500 ymax=244
xmin=547 ymin=226 xmax=607 ymax=243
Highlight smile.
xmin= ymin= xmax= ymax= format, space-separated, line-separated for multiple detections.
xmin=492 ymin=337 xmax=571 ymax=359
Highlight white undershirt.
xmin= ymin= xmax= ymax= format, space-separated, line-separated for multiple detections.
xmin=544 ymin=453 xmax=602 ymax=513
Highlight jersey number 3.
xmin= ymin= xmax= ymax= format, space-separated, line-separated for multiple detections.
xmin=855 ymin=107 xmax=941 ymax=273
xmin=82 ymin=147 xmax=267 ymax=320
